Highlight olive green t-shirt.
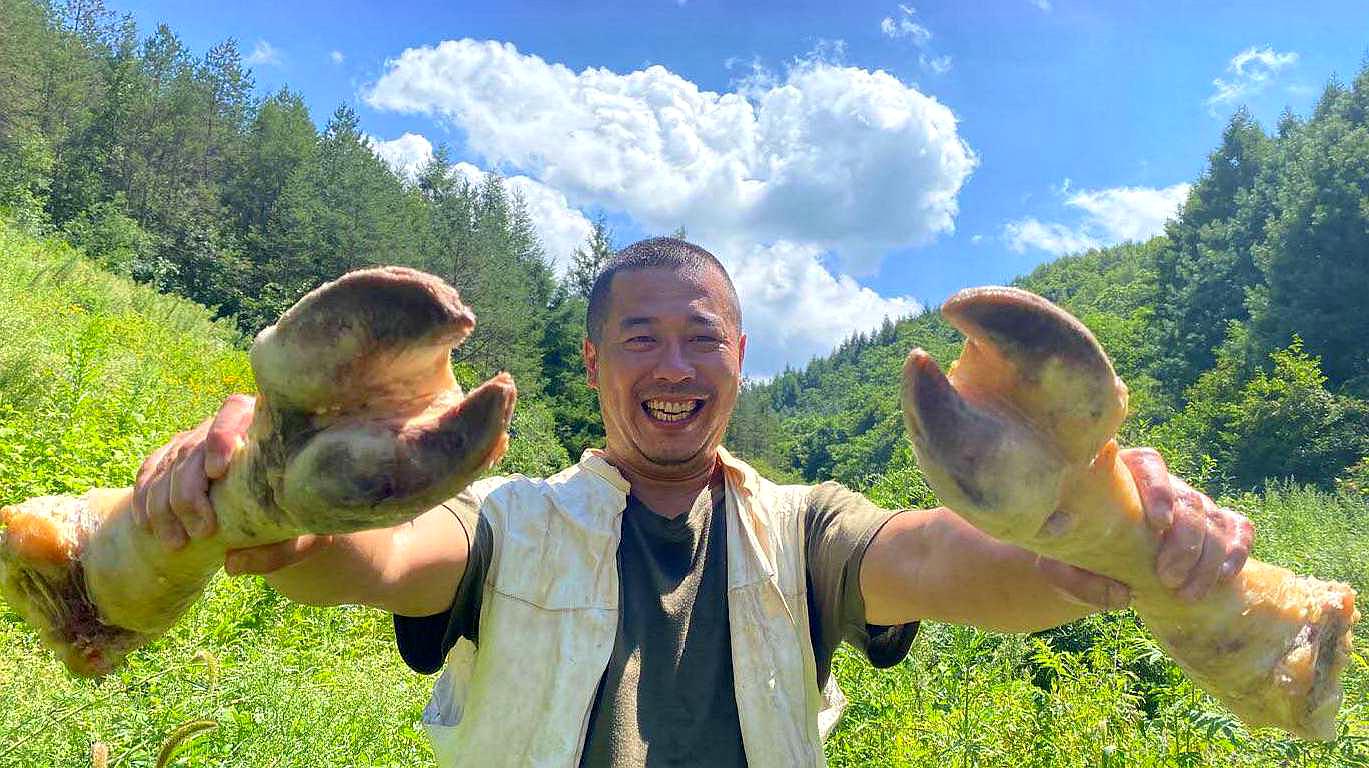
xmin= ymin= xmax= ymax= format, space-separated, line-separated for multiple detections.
xmin=394 ymin=471 xmax=916 ymax=767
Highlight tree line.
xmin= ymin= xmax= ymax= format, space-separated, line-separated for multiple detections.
xmin=0 ymin=0 xmax=617 ymax=459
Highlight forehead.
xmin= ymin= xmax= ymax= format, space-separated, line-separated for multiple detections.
xmin=605 ymin=267 xmax=734 ymax=324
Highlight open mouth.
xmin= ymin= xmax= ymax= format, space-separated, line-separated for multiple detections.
xmin=641 ymin=398 xmax=706 ymax=424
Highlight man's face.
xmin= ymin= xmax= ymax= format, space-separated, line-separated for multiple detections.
xmin=585 ymin=267 xmax=746 ymax=479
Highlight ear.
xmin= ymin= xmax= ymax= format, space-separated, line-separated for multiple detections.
xmin=583 ymin=337 xmax=599 ymax=390
xmin=737 ymin=333 xmax=747 ymax=374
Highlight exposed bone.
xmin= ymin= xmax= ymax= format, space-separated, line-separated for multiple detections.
xmin=0 ymin=267 xmax=516 ymax=677
xmin=901 ymin=286 xmax=1359 ymax=741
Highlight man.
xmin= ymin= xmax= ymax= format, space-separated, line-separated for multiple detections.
xmin=132 ymin=238 xmax=1252 ymax=767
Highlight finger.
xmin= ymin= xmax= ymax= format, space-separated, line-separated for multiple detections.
xmin=1155 ymin=489 xmax=1206 ymax=589
xmin=1039 ymin=556 xmax=1131 ymax=611
xmin=1218 ymin=508 xmax=1254 ymax=582
xmin=169 ymin=446 xmax=217 ymax=540
xmin=1120 ymin=448 xmax=1174 ymax=531
xmin=132 ymin=441 xmax=176 ymax=532
xmin=146 ymin=472 xmax=188 ymax=549
xmin=205 ymin=395 xmax=256 ymax=479
xmin=1179 ymin=510 xmax=1226 ymax=601
xmin=225 ymin=535 xmax=332 ymax=576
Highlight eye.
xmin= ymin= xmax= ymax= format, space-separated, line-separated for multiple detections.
xmin=691 ymin=336 xmax=722 ymax=348
xmin=624 ymin=335 xmax=655 ymax=348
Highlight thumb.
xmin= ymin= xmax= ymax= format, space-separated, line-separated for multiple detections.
xmin=225 ymin=535 xmax=332 ymax=575
xmin=205 ymin=394 xmax=256 ymax=479
xmin=1037 ymin=556 xmax=1131 ymax=611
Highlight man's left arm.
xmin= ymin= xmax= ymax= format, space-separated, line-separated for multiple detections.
xmin=859 ymin=448 xmax=1254 ymax=631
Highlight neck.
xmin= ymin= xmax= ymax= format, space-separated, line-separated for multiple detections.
xmin=603 ymin=447 xmax=718 ymax=519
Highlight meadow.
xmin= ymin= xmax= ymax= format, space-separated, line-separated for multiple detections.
xmin=0 ymin=221 xmax=1365 ymax=766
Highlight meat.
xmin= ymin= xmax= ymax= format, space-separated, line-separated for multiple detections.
xmin=0 ymin=267 xmax=516 ymax=677
xmin=901 ymin=286 xmax=1359 ymax=741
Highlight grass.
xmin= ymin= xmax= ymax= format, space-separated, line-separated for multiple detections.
xmin=0 ymin=219 xmax=1365 ymax=766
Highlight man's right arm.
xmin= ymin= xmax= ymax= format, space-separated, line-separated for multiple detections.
xmin=131 ymin=395 xmax=469 ymax=617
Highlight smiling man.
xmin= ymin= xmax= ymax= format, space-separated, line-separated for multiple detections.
xmin=132 ymin=237 xmax=1252 ymax=767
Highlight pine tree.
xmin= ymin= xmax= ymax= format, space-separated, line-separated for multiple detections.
xmin=568 ymin=214 xmax=614 ymax=299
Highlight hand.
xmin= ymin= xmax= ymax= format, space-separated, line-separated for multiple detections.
xmin=1121 ymin=447 xmax=1254 ymax=601
xmin=1037 ymin=555 xmax=1132 ymax=611
xmin=131 ymin=394 xmax=256 ymax=549
xmin=225 ymin=534 xmax=334 ymax=576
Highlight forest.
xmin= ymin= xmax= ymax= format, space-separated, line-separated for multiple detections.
xmin=0 ymin=0 xmax=1366 ymax=765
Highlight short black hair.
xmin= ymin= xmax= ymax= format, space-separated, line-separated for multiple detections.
xmin=586 ymin=237 xmax=741 ymax=344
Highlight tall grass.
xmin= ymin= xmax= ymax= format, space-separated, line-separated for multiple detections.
xmin=0 ymin=219 xmax=1365 ymax=765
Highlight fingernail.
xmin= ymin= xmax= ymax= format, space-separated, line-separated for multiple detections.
xmin=163 ymin=530 xmax=187 ymax=550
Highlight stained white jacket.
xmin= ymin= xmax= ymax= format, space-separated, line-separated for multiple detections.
xmin=419 ymin=447 xmax=845 ymax=767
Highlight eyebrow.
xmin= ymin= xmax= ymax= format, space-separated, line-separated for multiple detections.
xmin=618 ymin=313 xmax=724 ymax=330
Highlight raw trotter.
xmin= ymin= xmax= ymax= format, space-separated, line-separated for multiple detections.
xmin=901 ymin=286 xmax=1359 ymax=741
xmin=0 ymin=267 xmax=516 ymax=677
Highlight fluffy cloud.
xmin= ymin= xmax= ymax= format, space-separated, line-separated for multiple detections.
xmin=366 ymin=132 xmax=434 ymax=180
xmin=330 ymin=50 xmax=345 ymax=64
xmin=365 ymin=39 xmax=975 ymax=273
xmin=1207 ymin=46 xmax=1299 ymax=114
xmin=725 ymin=240 xmax=922 ymax=374
xmin=365 ymin=40 xmax=971 ymax=374
xmin=1065 ymin=184 xmax=1191 ymax=242
xmin=1030 ymin=0 xmax=1051 ymax=11
xmin=1003 ymin=218 xmax=1100 ymax=256
xmin=246 ymin=40 xmax=282 ymax=67
xmin=1004 ymin=182 xmax=1190 ymax=256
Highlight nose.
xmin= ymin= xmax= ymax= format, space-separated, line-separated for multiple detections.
xmin=653 ymin=339 xmax=695 ymax=383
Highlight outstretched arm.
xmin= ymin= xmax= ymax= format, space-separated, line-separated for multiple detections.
xmin=858 ymin=448 xmax=1252 ymax=632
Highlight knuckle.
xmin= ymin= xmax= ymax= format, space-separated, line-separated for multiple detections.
xmin=226 ymin=393 xmax=255 ymax=410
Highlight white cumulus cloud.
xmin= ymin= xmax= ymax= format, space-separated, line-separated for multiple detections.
xmin=364 ymin=39 xmax=974 ymax=273
xmin=365 ymin=39 xmax=972 ymax=374
xmin=725 ymin=240 xmax=923 ymax=374
xmin=330 ymin=50 xmax=345 ymax=64
xmin=1004 ymin=182 xmax=1190 ymax=256
xmin=246 ymin=40 xmax=282 ymax=67
xmin=1207 ymin=46 xmax=1299 ymax=114
xmin=366 ymin=132 xmax=434 ymax=180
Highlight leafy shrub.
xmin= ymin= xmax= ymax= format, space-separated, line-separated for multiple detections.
xmin=1336 ymin=457 xmax=1369 ymax=500
xmin=0 ymin=131 xmax=53 ymax=235
xmin=61 ymin=195 xmax=159 ymax=278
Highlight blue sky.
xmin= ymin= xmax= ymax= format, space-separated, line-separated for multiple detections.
xmin=117 ymin=0 xmax=1369 ymax=375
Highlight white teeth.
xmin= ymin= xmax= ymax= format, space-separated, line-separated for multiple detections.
xmin=644 ymin=399 xmax=701 ymax=422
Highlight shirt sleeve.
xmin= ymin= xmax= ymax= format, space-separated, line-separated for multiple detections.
xmin=804 ymin=482 xmax=918 ymax=684
xmin=392 ymin=488 xmax=493 ymax=674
